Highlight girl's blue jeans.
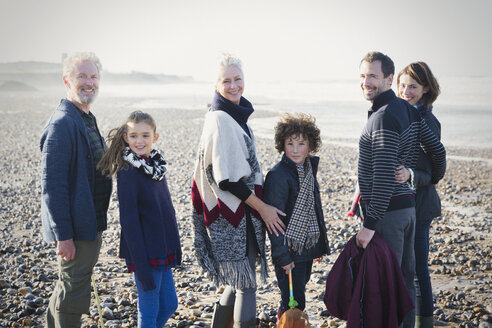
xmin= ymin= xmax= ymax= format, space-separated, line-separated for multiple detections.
xmin=134 ymin=268 xmax=177 ymax=327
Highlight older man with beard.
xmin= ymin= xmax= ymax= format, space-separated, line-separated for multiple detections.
xmin=40 ymin=52 xmax=112 ymax=328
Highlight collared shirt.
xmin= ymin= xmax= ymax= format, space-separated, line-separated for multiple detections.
xmin=77 ymin=107 xmax=112 ymax=232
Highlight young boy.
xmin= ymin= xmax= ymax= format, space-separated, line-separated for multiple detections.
xmin=263 ymin=113 xmax=330 ymax=320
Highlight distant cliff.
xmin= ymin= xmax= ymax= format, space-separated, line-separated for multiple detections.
xmin=0 ymin=61 xmax=194 ymax=90
xmin=0 ymin=80 xmax=38 ymax=92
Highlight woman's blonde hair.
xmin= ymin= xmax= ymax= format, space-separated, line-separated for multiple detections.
xmin=217 ymin=52 xmax=243 ymax=82
xmin=98 ymin=111 xmax=156 ymax=177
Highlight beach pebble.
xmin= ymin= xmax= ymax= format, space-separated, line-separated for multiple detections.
xmin=1 ymin=105 xmax=491 ymax=327
xmin=258 ymin=311 xmax=270 ymax=321
xmin=103 ymin=307 xmax=115 ymax=320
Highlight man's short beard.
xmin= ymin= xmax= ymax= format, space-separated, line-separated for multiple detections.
xmin=74 ymin=89 xmax=98 ymax=105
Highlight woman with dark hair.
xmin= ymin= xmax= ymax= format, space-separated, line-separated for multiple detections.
xmin=191 ymin=53 xmax=286 ymax=328
xmin=395 ymin=61 xmax=443 ymax=328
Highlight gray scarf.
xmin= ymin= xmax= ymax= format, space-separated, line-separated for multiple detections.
xmin=284 ymin=159 xmax=320 ymax=254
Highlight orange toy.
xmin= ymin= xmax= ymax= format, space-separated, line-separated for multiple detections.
xmin=277 ymin=268 xmax=310 ymax=328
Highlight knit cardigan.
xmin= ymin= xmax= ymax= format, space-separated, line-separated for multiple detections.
xmin=191 ymin=106 xmax=267 ymax=289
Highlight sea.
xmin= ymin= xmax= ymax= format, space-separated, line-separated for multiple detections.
xmin=101 ymin=76 xmax=492 ymax=158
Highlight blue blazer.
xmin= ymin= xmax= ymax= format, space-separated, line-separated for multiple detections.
xmin=40 ymin=99 xmax=107 ymax=242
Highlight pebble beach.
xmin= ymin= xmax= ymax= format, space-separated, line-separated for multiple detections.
xmin=0 ymin=92 xmax=491 ymax=327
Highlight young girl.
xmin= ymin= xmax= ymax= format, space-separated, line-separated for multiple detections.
xmin=98 ymin=111 xmax=181 ymax=327
xmin=263 ymin=113 xmax=330 ymax=320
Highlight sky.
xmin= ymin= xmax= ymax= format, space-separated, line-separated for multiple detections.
xmin=1 ymin=0 xmax=491 ymax=83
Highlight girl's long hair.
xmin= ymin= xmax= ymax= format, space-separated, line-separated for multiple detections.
xmin=97 ymin=111 xmax=157 ymax=178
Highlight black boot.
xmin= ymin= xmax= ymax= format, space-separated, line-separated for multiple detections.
xmin=415 ymin=315 xmax=435 ymax=328
xmin=211 ymin=302 xmax=234 ymax=328
xmin=233 ymin=318 xmax=258 ymax=328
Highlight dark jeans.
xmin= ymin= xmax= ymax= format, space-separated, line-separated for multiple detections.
xmin=274 ymin=260 xmax=313 ymax=313
xmin=414 ymin=217 xmax=434 ymax=317
xmin=375 ymin=207 xmax=416 ymax=328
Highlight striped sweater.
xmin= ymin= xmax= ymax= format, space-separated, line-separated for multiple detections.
xmin=358 ymin=90 xmax=446 ymax=230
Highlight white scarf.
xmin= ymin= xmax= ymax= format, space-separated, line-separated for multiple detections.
xmin=192 ymin=110 xmax=263 ymax=222
xmin=122 ymin=147 xmax=167 ymax=181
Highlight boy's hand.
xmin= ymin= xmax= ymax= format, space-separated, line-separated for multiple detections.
xmin=282 ymin=262 xmax=295 ymax=275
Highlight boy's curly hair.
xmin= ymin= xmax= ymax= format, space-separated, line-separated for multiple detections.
xmin=274 ymin=113 xmax=321 ymax=153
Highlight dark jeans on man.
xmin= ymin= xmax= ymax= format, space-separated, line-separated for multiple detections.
xmin=375 ymin=207 xmax=416 ymax=328
xmin=414 ymin=217 xmax=434 ymax=317
xmin=274 ymin=260 xmax=313 ymax=313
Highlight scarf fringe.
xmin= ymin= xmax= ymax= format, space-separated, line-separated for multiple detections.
xmin=285 ymin=233 xmax=321 ymax=255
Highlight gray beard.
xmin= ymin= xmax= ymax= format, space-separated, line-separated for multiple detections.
xmin=75 ymin=89 xmax=98 ymax=105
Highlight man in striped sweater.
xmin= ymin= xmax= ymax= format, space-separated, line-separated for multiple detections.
xmin=356 ymin=51 xmax=446 ymax=327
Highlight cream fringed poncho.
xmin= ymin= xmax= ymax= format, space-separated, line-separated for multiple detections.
xmin=191 ymin=109 xmax=267 ymax=289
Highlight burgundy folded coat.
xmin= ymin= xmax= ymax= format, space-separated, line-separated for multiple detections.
xmin=324 ymin=234 xmax=414 ymax=328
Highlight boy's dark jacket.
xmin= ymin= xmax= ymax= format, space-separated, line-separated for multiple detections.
xmin=263 ymin=154 xmax=329 ymax=266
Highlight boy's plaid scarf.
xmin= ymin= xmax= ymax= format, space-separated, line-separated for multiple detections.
xmin=284 ymin=159 xmax=320 ymax=255
xmin=122 ymin=147 xmax=167 ymax=181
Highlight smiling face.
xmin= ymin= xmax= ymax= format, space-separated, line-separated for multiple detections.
xmin=359 ymin=60 xmax=393 ymax=102
xmin=64 ymin=60 xmax=99 ymax=112
xmin=216 ymin=65 xmax=244 ymax=104
xmin=398 ymin=74 xmax=428 ymax=106
xmin=123 ymin=122 xmax=159 ymax=157
xmin=284 ymin=134 xmax=310 ymax=165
